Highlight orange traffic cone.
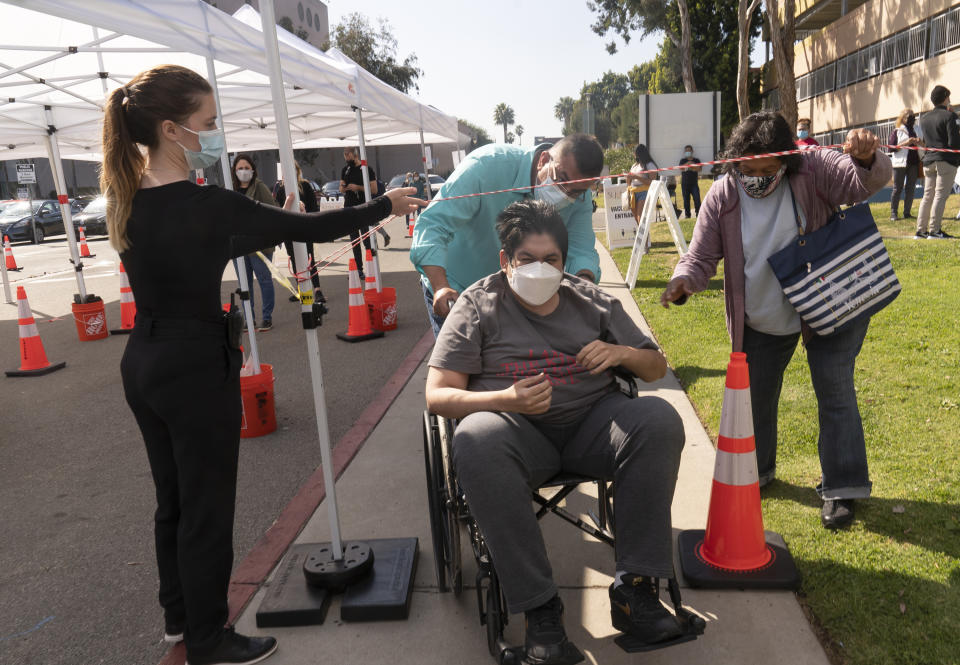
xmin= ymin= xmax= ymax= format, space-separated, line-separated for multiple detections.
xmin=336 ymin=259 xmax=383 ymax=343
xmin=5 ymin=286 xmax=67 ymax=377
xmin=406 ymin=213 xmax=414 ymax=238
xmin=678 ymin=352 xmax=799 ymax=589
xmin=363 ymin=248 xmax=378 ymax=294
xmin=109 ymin=263 xmax=136 ymax=335
xmin=78 ymin=226 xmax=95 ymax=258
xmin=4 ymin=235 xmax=21 ymax=272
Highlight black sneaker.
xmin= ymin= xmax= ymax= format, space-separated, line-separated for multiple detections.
xmin=903 ymin=213 xmax=914 ymax=219
xmin=163 ymin=619 xmax=184 ymax=644
xmin=186 ymin=628 xmax=277 ymax=665
xmin=524 ymin=595 xmax=580 ymax=665
xmin=928 ymin=230 xmax=954 ymax=239
xmin=382 ymin=233 xmax=391 ymax=247
xmin=913 ymin=231 xmax=928 ymax=239
xmin=821 ymin=499 xmax=855 ymax=529
xmin=890 ymin=213 xmax=898 ymax=221
xmin=256 ymin=320 xmax=272 ymax=332
xmin=609 ymin=575 xmax=683 ymax=645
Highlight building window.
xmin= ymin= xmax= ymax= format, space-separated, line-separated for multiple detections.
xmin=306 ymin=8 xmax=313 ymax=28
xmin=298 ymin=2 xmax=304 ymax=21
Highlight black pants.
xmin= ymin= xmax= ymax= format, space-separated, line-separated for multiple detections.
xmin=284 ymin=240 xmax=320 ymax=290
xmin=349 ymin=228 xmax=373 ymax=275
xmin=121 ymin=321 xmax=243 ymax=657
xmin=681 ymin=179 xmax=701 ymax=217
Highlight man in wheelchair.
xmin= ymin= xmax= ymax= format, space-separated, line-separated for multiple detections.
xmin=425 ymin=200 xmax=686 ymax=664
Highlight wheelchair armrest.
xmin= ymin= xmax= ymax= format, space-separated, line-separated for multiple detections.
xmin=612 ymin=367 xmax=639 ymax=399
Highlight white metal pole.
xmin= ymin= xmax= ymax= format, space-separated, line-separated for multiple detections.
xmin=42 ymin=106 xmax=86 ymax=301
xmin=0 ymin=236 xmax=11 ymax=304
xmin=419 ymin=127 xmax=433 ymax=202
xmin=353 ymin=107 xmax=382 ymax=293
xmin=206 ymin=56 xmax=261 ymax=375
xmin=260 ymin=0 xmax=344 ymax=560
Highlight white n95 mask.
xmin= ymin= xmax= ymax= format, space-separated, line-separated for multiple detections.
xmin=508 ymin=261 xmax=564 ymax=306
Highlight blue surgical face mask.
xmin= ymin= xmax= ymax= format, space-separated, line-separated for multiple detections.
xmin=684 ymin=151 xmax=692 ymax=158
xmin=797 ymin=129 xmax=810 ymax=140
xmin=534 ymin=175 xmax=575 ymax=210
xmin=177 ymin=124 xmax=225 ymax=170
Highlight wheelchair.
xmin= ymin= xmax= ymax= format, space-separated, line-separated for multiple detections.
xmin=421 ymin=377 xmax=705 ymax=664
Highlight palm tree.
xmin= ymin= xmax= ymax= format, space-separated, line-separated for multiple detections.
xmin=554 ymin=96 xmax=575 ymax=129
xmin=493 ymin=103 xmax=515 ymax=143
xmin=515 ymin=125 xmax=524 ymax=145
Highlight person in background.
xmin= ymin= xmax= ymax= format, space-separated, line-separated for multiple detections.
xmin=660 ymin=111 xmax=891 ymax=530
xmin=678 ymin=145 xmax=702 ymax=219
xmin=102 ymin=64 xmax=422 ymax=665
xmin=231 ymin=154 xmax=277 ymax=331
xmin=276 ymin=162 xmax=322 ymax=301
xmin=410 ymin=133 xmax=603 ymax=337
xmin=916 ymin=85 xmax=959 ymax=239
xmin=889 ymin=108 xmax=922 ymax=223
xmin=796 ymin=118 xmax=819 ymax=148
xmin=625 ymin=144 xmax=659 ymax=220
xmin=341 ymin=146 xmax=389 ymax=283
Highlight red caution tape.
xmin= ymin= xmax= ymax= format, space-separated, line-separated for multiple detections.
xmin=57 ymin=194 xmax=68 ymax=204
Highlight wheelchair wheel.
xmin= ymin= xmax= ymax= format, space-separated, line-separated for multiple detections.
xmin=421 ymin=412 xmax=463 ymax=594
xmin=482 ymin=568 xmax=508 ymax=658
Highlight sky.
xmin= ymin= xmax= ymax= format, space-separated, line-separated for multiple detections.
xmin=325 ymin=0 xmax=666 ymax=143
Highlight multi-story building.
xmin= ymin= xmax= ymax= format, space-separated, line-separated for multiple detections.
xmin=769 ymin=0 xmax=960 ymax=145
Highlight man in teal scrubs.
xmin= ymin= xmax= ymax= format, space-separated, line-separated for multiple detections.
xmin=410 ymin=133 xmax=604 ymax=336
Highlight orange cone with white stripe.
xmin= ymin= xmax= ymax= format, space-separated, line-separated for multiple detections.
xmin=78 ymin=226 xmax=95 ymax=258
xmin=336 ymin=259 xmax=383 ymax=343
xmin=5 ymin=286 xmax=66 ymax=377
xmin=109 ymin=263 xmax=136 ymax=335
xmin=677 ymin=352 xmax=800 ymax=588
xmin=4 ymin=235 xmax=21 ymax=271
xmin=363 ymin=248 xmax=378 ymax=294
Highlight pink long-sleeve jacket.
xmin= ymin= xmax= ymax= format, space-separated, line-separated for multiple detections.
xmin=671 ymin=148 xmax=893 ymax=351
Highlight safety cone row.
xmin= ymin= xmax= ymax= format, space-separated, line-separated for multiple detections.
xmin=677 ymin=351 xmax=800 ymax=589
xmin=109 ymin=263 xmax=136 ymax=335
xmin=6 ymin=286 xmax=66 ymax=377
xmin=4 ymin=235 xmax=21 ymax=272
xmin=336 ymin=258 xmax=383 ymax=343
xmin=78 ymin=226 xmax=95 ymax=258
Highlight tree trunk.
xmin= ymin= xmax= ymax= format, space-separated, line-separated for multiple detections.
xmin=677 ymin=0 xmax=698 ymax=93
xmin=737 ymin=0 xmax=762 ymax=121
xmin=502 ymin=123 xmax=508 ymax=143
xmin=766 ymin=0 xmax=798 ymax=129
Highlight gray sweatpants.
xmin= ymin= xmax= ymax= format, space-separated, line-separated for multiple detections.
xmin=451 ymin=392 xmax=685 ymax=614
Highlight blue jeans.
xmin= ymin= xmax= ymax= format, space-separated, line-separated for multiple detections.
xmin=421 ymin=281 xmax=446 ymax=339
xmin=233 ymin=253 xmax=275 ymax=323
xmin=742 ymin=317 xmax=872 ymax=501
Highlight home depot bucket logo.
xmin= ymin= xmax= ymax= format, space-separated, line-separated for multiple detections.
xmin=382 ymin=303 xmax=398 ymax=327
xmin=85 ymin=312 xmax=105 ymax=336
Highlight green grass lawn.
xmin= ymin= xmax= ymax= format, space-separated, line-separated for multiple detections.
xmin=605 ymin=184 xmax=960 ymax=665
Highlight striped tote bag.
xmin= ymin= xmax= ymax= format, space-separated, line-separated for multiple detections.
xmin=767 ymin=202 xmax=901 ymax=336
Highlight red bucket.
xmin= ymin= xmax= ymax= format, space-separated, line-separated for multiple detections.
xmin=72 ymin=299 xmax=108 ymax=341
xmin=240 ymin=363 xmax=276 ymax=438
xmin=364 ymin=287 xmax=397 ymax=331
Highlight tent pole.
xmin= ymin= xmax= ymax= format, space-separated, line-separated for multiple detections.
xmin=419 ymin=127 xmax=433 ymax=203
xmin=206 ymin=56 xmax=261 ymax=375
xmin=42 ymin=105 xmax=86 ymax=301
xmin=260 ymin=0 xmax=344 ymax=561
xmin=353 ymin=106 xmax=382 ymax=293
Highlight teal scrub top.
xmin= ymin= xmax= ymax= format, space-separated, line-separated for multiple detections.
xmin=409 ymin=143 xmax=600 ymax=294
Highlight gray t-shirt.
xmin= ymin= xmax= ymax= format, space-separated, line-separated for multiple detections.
xmin=429 ymin=272 xmax=658 ymax=425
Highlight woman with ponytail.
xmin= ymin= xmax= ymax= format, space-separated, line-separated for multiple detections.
xmin=102 ymin=64 xmax=422 ymax=665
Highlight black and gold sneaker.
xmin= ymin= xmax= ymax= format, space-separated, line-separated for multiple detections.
xmin=523 ymin=595 xmax=583 ymax=665
xmin=609 ymin=575 xmax=683 ymax=645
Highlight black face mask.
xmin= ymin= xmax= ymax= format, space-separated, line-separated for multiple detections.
xmin=906 ymin=115 xmax=916 ymax=126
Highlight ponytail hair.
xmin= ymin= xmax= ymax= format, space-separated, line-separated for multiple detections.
xmin=100 ymin=65 xmax=212 ymax=251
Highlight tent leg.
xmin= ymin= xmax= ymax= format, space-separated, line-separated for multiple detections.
xmin=43 ymin=106 xmax=86 ymax=301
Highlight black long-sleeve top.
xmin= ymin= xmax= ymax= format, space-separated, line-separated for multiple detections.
xmin=121 ymin=181 xmax=392 ymax=323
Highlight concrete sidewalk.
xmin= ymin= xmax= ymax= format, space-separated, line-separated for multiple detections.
xmin=217 ymin=241 xmax=831 ymax=665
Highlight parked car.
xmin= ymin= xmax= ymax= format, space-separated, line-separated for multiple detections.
xmin=321 ymin=180 xmax=342 ymax=200
xmin=0 ymin=199 xmax=64 ymax=243
xmin=386 ymin=173 xmax=445 ymax=196
xmin=73 ymin=196 xmax=107 ymax=236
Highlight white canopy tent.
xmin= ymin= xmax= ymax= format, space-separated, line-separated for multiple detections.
xmin=0 ymin=0 xmax=458 ymax=299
